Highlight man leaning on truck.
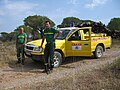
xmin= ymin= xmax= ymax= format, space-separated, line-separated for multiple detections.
xmin=40 ymin=21 xmax=61 ymax=74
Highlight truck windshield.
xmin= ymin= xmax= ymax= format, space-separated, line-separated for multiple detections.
xmin=56 ymin=29 xmax=70 ymax=40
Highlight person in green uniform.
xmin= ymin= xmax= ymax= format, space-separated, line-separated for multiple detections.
xmin=16 ymin=27 xmax=27 ymax=65
xmin=40 ymin=21 xmax=61 ymax=73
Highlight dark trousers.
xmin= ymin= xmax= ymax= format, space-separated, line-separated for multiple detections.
xmin=17 ymin=44 xmax=25 ymax=61
xmin=44 ymin=42 xmax=55 ymax=66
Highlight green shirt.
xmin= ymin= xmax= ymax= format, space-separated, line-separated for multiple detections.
xmin=44 ymin=28 xmax=58 ymax=42
xmin=16 ymin=33 xmax=27 ymax=44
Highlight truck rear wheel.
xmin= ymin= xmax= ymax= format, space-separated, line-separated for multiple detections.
xmin=94 ymin=45 xmax=103 ymax=59
xmin=54 ymin=51 xmax=62 ymax=68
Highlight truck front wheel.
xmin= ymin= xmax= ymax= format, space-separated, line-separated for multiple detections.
xmin=94 ymin=45 xmax=103 ymax=59
xmin=54 ymin=51 xmax=62 ymax=68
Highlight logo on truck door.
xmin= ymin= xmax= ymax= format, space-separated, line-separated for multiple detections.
xmin=92 ymin=38 xmax=108 ymax=42
xmin=72 ymin=43 xmax=82 ymax=50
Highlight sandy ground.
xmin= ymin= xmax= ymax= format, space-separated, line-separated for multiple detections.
xmin=0 ymin=44 xmax=120 ymax=90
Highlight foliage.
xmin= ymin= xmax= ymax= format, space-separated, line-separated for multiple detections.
xmin=14 ymin=25 xmax=32 ymax=33
xmin=1 ymin=16 xmax=120 ymax=41
xmin=107 ymin=18 xmax=120 ymax=30
xmin=0 ymin=32 xmax=9 ymax=41
xmin=57 ymin=17 xmax=94 ymax=28
xmin=0 ymin=32 xmax=17 ymax=42
xmin=24 ymin=15 xmax=55 ymax=39
xmin=8 ymin=32 xmax=17 ymax=41
xmin=14 ymin=25 xmax=33 ymax=39
xmin=57 ymin=17 xmax=81 ymax=28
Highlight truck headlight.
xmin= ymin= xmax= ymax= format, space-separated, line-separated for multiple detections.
xmin=33 ymin=47 xmax=43 ymax=52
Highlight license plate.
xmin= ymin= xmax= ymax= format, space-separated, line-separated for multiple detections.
xmin=26 ymin=52 xmax=31 ymax=55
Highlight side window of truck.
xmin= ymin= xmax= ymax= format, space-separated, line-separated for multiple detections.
xmin=80 ymin=29 xmax=90 ymax=40
xmin=69 ymin=30 xmax=81 ymax=41
xmin=68 ymin=29 xmax=90 ymax=41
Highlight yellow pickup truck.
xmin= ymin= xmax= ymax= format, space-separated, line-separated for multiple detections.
xmin=25 ymin=27 xmax=111 ymax=67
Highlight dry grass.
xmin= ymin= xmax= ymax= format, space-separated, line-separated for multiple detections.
xmin=77 ymin=58 xmax=120 ymax=90
xmin=0 ymin=39 xmax=119 ymax=68
xmin=12 ymin=58 xmax=120 ymax=90
xmin=0 ymin=40 xmax=120 ymax=90
xmin=40 ymin=59 xmax=118 ymax=90
xmin=0 ymin=41 xmax=17 ymax=67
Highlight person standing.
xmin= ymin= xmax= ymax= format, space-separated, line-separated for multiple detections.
xmin=16 ymin=27 xmax=27 ymax=65
xmin=40 ymin=21 xmax=61 ymax=74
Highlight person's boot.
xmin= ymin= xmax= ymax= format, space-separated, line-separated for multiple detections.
xmin=44 ymin=63 xmax=52 ymax=74
xmin=21 ymin=59 xmax=25 ymax=65
xmin=50 ymin=64 xmax=54 ymax=73
xmin=43 ymin=63 xmax=48 ymax=73
xmin=16 ymin=58 xmax=21 ymax=64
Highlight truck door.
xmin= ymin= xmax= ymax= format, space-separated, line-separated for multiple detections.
xmin=65 ymin=28 xmax=92 ymax=57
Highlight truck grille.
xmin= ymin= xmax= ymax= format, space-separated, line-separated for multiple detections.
xmin=26 ymin=46 xmax=34 ymax=50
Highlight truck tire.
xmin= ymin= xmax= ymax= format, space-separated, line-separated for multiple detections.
xmin=54 ymin=51 xmax=62 ymax=68
xmin=94 ymin=45 xmax=103 ymax=59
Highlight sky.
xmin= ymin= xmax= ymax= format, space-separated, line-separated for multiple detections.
xmin=0 ymin=0 xmax=120 ymax=32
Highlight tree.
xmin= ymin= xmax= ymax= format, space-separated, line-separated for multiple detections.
xmin=14 ymin=25 xmax=33 ymax=39
xmin=24 ymin=15 xmax=55 ymax=39
xmin=14 ymin=25 xmax=32 ymax=33
xmin=8 ymin=32 xmax=17 ymax=41
xmin=57 ymin=17 xmax=81 ymax=28
xmin=107 ymin=18 xmax=120 ymax=30
xmin=57 ymin=17 xmax=95 ymax=28
xmin=0 ymin=32 xmax=17 ymax=41
xmin=0 ymin=32 xmax=9 ymax=41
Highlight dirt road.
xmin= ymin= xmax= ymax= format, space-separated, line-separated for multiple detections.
xmin=0 ymin=45 xmax=120 ymax=90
